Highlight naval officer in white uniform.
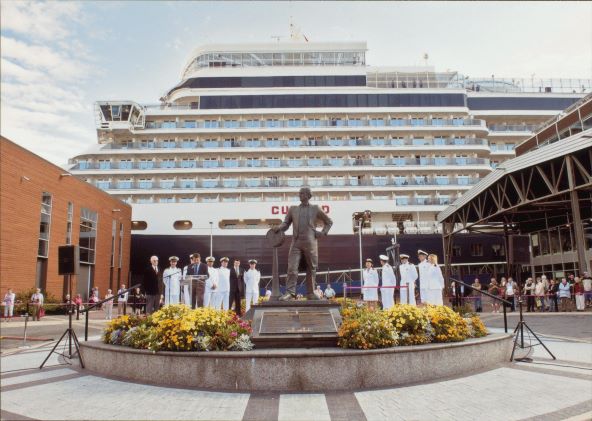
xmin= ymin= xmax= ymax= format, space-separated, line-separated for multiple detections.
xmin=417 ymin=250 xmax=431 ymax=305
xmin=379 ymin=255 xmax=396 ymax=310
xmin=162 ymin=256 xmax=182 ymax=305
xmin=215 ymin=257 xmax=231 ymax=310
xmin=399 ymin=254 xmax=418 ymax=305
xmin=244 ymin=259 xmax=261 ymax=312
xmin=204 ymin=256 xmax=218 ymax=307
xmin=362 ymin=258 xmax=379 ymax=309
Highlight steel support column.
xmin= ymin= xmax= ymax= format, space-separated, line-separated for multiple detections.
xmin=566 ymin=156 xmax=589 ymax=273
xmin=442 ymin=221 xmax=454 ymax=288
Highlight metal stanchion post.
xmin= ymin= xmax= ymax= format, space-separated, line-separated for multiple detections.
xmin=19 ymin=313 xmax=30 ymax=349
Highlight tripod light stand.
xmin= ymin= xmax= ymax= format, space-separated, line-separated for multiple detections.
xmin=510 ymin=296 xmax=555 ymax=362
xmin=40 ymin=273 xmax=84 ymax=369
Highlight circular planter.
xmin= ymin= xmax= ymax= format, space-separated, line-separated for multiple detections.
xmin=80 ymin=333 xmax=512 ymax=392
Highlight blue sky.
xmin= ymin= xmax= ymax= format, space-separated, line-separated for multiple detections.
xmin=1 ymin=1 xmax=591 ymax=165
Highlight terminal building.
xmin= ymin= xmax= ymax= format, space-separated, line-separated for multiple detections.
xmin=439 ymin=95 xmax=592 ymax=282
xmin=0 ymin=137 xmax=132 ymax=300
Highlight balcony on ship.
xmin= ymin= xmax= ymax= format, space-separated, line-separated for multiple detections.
xmin=89 ymin=175 xmax=481 ymax=191
xmin=70 ymin=156 xmax=490 ymax=171
xmin=95 ymin=136 xmax=490 ymax=151
xmin=139 ymin=117 xmax=487 ymax=131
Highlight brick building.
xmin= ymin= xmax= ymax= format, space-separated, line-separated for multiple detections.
xmin=0 ymin=136 xmax=132 ymax=301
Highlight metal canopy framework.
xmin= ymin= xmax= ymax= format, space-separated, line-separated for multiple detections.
xmin=438 ymin=130 xmax=592 ymax=280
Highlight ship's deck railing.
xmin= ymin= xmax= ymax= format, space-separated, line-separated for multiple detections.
xmin=88 ymin=176 xmax=482 ymax=191
xmin=487 ymin=124 xmax=537 ymax=132
xmin=71 ymin=157 xmax=490 ymax=171
xmin=362 ymin=71 xmax=592 ymax=94
xmin=460 ymin=77 xmax=591 ymax=94
xmin=140 ymin=116 xmax=487 ymax=129
xmin=97 ymin=137 xmax=490 ymax=151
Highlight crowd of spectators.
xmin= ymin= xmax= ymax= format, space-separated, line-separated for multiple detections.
xmin=459 ymin=271 xmax=592 ymax=313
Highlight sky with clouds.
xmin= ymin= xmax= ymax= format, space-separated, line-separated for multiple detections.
xmin=1 ymin=1 xmax=591 ymax=166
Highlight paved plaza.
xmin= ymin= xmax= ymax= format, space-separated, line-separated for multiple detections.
xmin=1 ymin=314 xmax=591 ymax=421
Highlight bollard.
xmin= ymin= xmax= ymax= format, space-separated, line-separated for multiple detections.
xmin=76 ymin=304 xmax=80 ymax=320
xmin=84 ymin=308 xmax=89 ymax=341
xmin=19 ymin=313 xmax=30 ymax=349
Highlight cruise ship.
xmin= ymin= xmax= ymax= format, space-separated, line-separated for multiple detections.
xmin=68 ymin=41 xmax=590 ymax=280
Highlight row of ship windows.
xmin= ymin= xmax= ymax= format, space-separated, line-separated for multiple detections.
xmin=125 ymin=193 xmax=462 ymax=206
xmin=93 ymin=175 xmax=480 ymax=190
xmin=198 ymin=93 xmax=466 ymax=109
xmin=101 ymin=136 xmax=492 ymax=150
xmin=192 ymin=51 xmax=366 ymax=69
xmin=75 ymin=156 xmax=488 ymax=170
xmin=144 ymin=117 xmax=480 ymax=130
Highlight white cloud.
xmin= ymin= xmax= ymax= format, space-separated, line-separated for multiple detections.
xmin=0 ymin=1 xmax=94 ymax=166
xmin=0 ymin=1 xmax=82 ymax=41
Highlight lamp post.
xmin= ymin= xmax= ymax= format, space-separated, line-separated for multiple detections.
xmin=209 ymin=221 xmax=213 ymax=256
xmin=358 ymin=219 xmax=363 ymax=280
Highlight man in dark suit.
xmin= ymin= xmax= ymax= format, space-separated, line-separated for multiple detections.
xmin=184 ymin=253 xmax=209 ymax=308
xmin=229 ymin=258 xmax=244 ymax=315
xmin=144 ymin=255 xmax=162 ymax=314
xmin=274 ymin=187 xmax=333 ymax=300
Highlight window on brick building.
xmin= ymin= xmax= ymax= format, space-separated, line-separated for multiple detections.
xmin=38 ymin=192 xmax=52 ymax=257
xmin=79 ymin=208 xmax=98 ymax=264
xmin=66 ymin=202 xmax=73 ymax=245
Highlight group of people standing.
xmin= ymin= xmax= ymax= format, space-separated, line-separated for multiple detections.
xmin=143 ymin=253 xmax=261 ymax=315
xmin=361 ymin=250 xmax=445 ymax=310
xmin=470 ymin=272 xmax=592 ymax=313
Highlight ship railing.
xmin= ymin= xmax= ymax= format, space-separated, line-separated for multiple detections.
xmin=141 ymin=117 xmax=487 ymax=129
xmin=487 ymin=124 xmax=538 ymax=132
xmin=98 ymin=137 xmax=490 ymax=150
xmin=460 ymin=77 xmax=591 ymax=94
xmin=70 ymin=158 xmax=490 ymax=171
xmin=90 ymin=177 xmax=482 ymax=191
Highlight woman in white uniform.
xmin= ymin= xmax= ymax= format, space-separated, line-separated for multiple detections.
xmin=204 ymin=256 xmax=218 ymax=307
xmin=362 ymin=258 xmax=379 ymax=309
xmin=162 ymin=256 xmax=182 ymax=305
xmin=379 ymin=255 xmax=396 ymax=310
xmin=426 ymin=254 xmax=444 ymax=305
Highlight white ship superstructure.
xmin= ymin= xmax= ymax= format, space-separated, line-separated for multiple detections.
xmin=68 ymin=41 xmax=589 ymax=274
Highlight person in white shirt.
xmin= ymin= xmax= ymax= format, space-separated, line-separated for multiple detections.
xmin=324 ymin=284 xmax=336 ymax=299
xmin=3 ymin=288 xmax=16 ymax=322
xmin=103 ymin=289 xmax=114 ymax=320
xmin=215 ymin=257 xmax=231 ymax=310
xmin=117 ymin=284 xmax=129 ymax=315
xmin=379 ymin=254 xmax=396 ymax=310
xmin=204 ymin=257 xmax=218 ymax=307
xmin=425 ymin=254 xmax=444 ymax=305
xmin=30 ymin=288 xmax=44 ymax=321
xmin=314 ymin=285 xmax=324 ymax=299
xmin=163 ymin=256 xmax=183 ymax=305
xmin=244 ymin=259 xmax=260 ymax=312
xmin=399 ymin=254 xmax=418 ymax=305
xmin=362 ymin=258 xmax=379 ymax=310
xmin=417 ymin=250 xmax=431 ymax=305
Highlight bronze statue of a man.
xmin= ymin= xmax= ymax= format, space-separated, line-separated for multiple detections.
xmin=274 ymin=187 xmax=333 ymax=300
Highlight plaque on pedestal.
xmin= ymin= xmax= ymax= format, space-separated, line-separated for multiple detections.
xmin=250 ymin=301 xmax=342 ymax=348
